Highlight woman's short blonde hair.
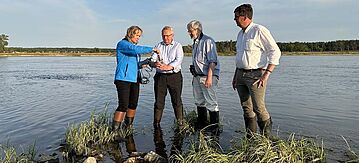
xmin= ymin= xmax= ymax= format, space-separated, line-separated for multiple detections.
xmin=125 ymin=26 xmax=143 ymax=42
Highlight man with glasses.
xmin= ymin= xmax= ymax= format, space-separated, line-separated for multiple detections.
xmin=151 ymin=26 xmax=184 ymax=128
xmin=232 ymin=4 xmax=281 ymax=138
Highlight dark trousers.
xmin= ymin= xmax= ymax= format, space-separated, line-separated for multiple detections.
xmin=114 ymin=80 xmax=139 ymax=112
xmin=153 ymin=72 xmax=183 ymax=123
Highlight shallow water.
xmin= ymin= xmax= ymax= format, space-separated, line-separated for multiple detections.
xmin=0 ymin=56 xmax=358 ymax=161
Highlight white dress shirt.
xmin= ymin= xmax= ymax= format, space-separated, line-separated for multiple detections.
xmin=235 ymin=22 xmax=281 ymax=69
xmin=152 ymin=40 xmax=184 ymax=73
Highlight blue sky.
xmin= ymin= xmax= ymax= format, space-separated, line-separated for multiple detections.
xmin=1 ymin=0 xmax=359 ymax=48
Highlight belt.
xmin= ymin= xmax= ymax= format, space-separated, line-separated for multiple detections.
xmin=195 ymin=74 xmax=219 ymax=79
xmin=196 ymin=74 xmax=206 ymax=77
xmin=156 ymin=71 xmax=181 ymax=75
xmin=237 ymin=68 xmax=265 ymax=72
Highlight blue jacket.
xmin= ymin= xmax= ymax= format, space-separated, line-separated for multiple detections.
xmin=115 ymin=39 xmax=153 ymax=83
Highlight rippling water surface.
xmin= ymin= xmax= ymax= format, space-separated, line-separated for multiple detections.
xmin=0 ymin=56 xmax=358 ymax=161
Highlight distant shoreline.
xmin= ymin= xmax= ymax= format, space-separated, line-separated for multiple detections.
xmin=1 ymin=51 xmax=359 ymax=57
xmin=0 ymin=52 xmax=115 ymax=57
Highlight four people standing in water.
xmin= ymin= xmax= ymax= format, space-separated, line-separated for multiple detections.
xmin=113 ymin=3 xmax=281 ymax=140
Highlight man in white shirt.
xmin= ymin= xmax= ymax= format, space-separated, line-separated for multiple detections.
xmin=151 ymin=26 xmax=184 ymax=128
xmin=232 ymin=4 xmax=281 ymax=138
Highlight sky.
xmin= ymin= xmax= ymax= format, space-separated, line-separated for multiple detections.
xmin=1 ymin=0 xmax=359 ymax=48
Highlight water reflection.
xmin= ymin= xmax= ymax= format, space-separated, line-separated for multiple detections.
xmin=153 ymin=125 xmax=167 ymax=159
xmin=125 ymin=134 xmax=137 ymax=155
xmin=153 ymin=125 xmax=184 ymax=160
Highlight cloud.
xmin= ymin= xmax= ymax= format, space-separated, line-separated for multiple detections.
xmin=2 ymin=0 xmax=359 ymax=47
xmin=106 ymin=19 xmax=128 ymax=24
xmin=0 ymin=0 xmax=103 ymax=47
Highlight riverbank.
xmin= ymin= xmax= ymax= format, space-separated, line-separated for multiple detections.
xmin=282 ymin=51 xmax=359 ymax=56
xmin=0 ymin=52 xmax=115 ymax=57
xmin=188 ymin=51 xmax=359 ymax=56
xmin=1 ymin=51 xmax=359 ymax=57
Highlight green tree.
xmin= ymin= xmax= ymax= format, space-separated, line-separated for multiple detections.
xmin=0 ymin=34 xmax=9 ymax=52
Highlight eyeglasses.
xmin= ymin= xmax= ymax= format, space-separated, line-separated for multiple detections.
xmin=163 ymin=34 xmax=173 ymax=37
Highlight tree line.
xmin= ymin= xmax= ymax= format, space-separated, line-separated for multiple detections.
xmin=5 ymin=47 xmax=115 ymax=53
xmin=0 ymin=34 xmax=9 ymax=52
xmin=182 ymin=39 xmax=359 ymax=54
xmin=1 ymin=33 xmax=358 ymax=54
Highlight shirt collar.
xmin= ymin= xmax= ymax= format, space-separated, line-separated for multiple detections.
xmin=194 ymin=33 xmax=204 ymax=44
xmin=243 ymin=22 xmax=254 ymax=33
xmin=161 ymin=40 xmax=174 ymax=46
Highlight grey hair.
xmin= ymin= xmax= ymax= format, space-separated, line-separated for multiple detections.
xmin=187 ymin=20 xmax=202 ymax=32
xmin=162 ymin=26 xmax=173 ymax=33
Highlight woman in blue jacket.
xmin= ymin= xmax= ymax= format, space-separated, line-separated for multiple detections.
xmin=113 ymin=26 xmax=160 ymax=130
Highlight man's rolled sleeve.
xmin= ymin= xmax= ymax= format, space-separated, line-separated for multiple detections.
xmin=260 ymin=28 xmax=281 ymax=65
xmin=205 ymin=40 xmax=218 ymax=65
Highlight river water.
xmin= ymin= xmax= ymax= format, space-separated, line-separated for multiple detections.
xmin=0 ymin=56 xmax=358 ymax=162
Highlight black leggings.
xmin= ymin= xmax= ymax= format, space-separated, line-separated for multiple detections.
xmin=115 ymin=80 xmax=140 ymax=112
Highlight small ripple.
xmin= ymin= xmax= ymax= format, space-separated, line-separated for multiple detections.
xmin=23 ymin=74 xmax=89 ymax=80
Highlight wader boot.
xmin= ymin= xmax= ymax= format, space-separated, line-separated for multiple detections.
xmin=196 ymin=106 xmax=208 ymax=129
xmin=113 ymin=111 xmax=126 ymax=131
xmin=244 ymin=116 xmax=257 ymax=139
xmin=174 ymin=107 xmax=184 ymax=129
xmin=153 ymin=108 xmax=163 ymax=128
xmin=125 ymin=108 xmax=136 ymax=128
xmin=258 ymin=118 xmax=272 ymax=139
xmin=209 ymin=111 xmax=220 ymax=133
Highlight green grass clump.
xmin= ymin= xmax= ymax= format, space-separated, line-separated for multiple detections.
xmin=173 ymin=110 xmax=197 ymax=135
xmin=170 ymin=132 xmax=325 ymax=163
xmin=0 ymin=141 xmax=37 ymax=163
xmin=63 ymin=106 xmax=133 ymax=158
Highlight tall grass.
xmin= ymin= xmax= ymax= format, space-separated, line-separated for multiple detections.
xmin=170 ymin=132 xmax=325 ymax=163
xmin=63 ymin=106 xmax=133 ymax=158
xmin=173 ymin=110 xmax=197 ymax=135
xmin=0 ymin=140 xmax=37 ymax=163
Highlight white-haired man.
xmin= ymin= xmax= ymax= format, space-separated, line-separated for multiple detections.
xmin=187 ymin=20 xmax=221 ymax=132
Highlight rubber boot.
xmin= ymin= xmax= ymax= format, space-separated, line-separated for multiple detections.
xmin=258 ymin=117 xmax=272 ymax=138
xmin=153 ymin=108 xmax=163 ymax=128
xmin=209 ymin=111 xmax=221 ymax=134
xmin=174 ymin=107 xmax=184 ymax=129
xmin=112 ymin=111 xmax=126 ymax=131
xmin=196 ymin=106 xmax=208 ymax=129
xmin=124 ymin=117 xmax=134 ymax=128
xmin=125 ymin=108 xmax=136 ymax=128
xmin=244 ymin=116 xmax=257 ymax=139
